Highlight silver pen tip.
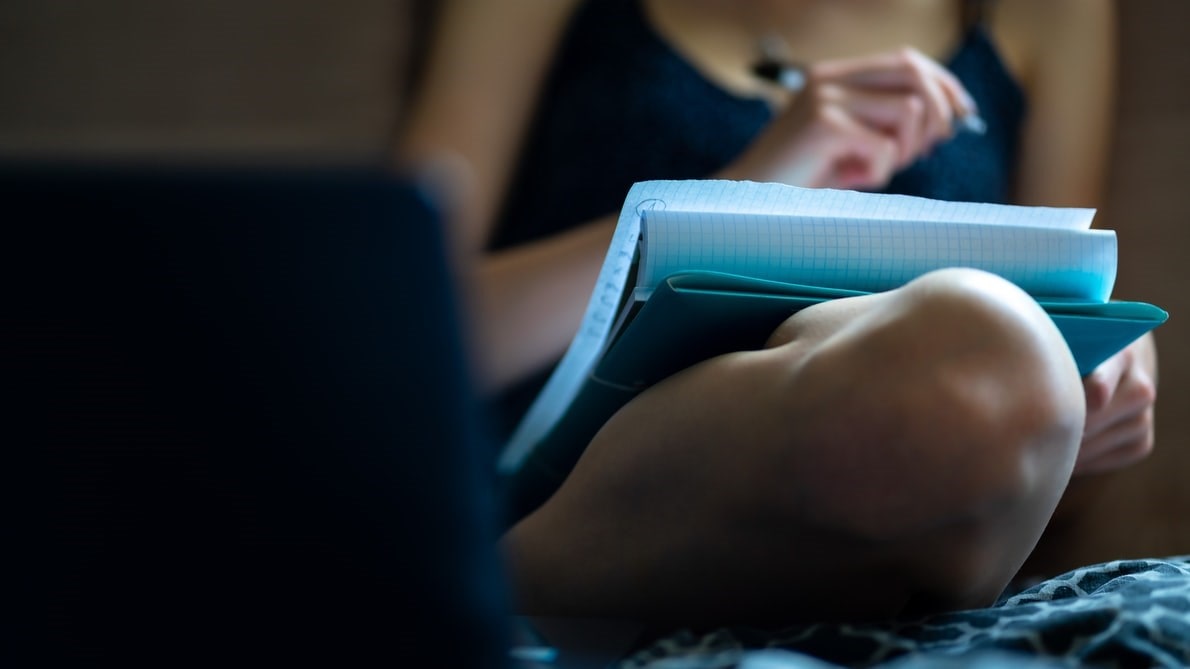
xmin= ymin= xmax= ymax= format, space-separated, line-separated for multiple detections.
xmin=957 ymin=112 xmax=987 ymax=135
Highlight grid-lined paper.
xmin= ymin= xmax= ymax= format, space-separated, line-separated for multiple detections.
xmin=499 ymin=180 xmax=1111 ymax=473
xmin=625 ymin=179 xmax=1096 ymax=228
xmin=639 ymin=210 xmax=1117 ymax=302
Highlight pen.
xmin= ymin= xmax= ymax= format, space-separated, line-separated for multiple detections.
xmin=509 ymin=645 xmax=559 ymax=664
xmin=750 ymin=58 xmax=987 ymax=136
xmin=751 ymin=59 xmax=807 ymax=92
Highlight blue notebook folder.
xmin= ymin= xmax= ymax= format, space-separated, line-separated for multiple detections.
xmin=506 ymin=271 xmax=1166 ymax=503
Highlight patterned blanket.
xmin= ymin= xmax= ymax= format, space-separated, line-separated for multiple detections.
xmin=620 ymin=557 xmax=1190 ymax=669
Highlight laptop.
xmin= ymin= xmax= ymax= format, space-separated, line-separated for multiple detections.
xmin=6 ymin=164 xmax=512 ymax=666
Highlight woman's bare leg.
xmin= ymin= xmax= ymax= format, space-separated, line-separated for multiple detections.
xmin=503 ymin=268 xmax=1085 ymax=626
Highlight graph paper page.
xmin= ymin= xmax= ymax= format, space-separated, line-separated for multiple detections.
xmin=639 ymin=209 xmax=1117 ymax=302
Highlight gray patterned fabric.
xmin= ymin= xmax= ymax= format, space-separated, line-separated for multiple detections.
xmin=621 ymin=557 xmax=1190 ymax=669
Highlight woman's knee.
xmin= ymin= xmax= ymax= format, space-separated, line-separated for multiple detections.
xmin=762 ymin=268 xmax=1084 ymax=548
xmin=891 ymin=267 xmax=1086 ymax=458
xmin=745 ymin=268 xmax=1088 ymax=612
xmin=507 ymin=269 xmax=1088 ymax=622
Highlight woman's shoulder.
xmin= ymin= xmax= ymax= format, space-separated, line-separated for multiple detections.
xmin=987 ymin=0 xmax=1114 ymax=88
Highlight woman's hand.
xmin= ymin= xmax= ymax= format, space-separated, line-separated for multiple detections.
xmin=1074 ymin=333 xmax=1158 ymax=476
xmin=720 ymin=48 xmax=978 ymax=190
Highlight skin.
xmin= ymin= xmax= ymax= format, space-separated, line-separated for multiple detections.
xmin=400 ymin=0 xmax=1156 ymax=623
xmin=505 ymin=268 xmax=1086 ymax=624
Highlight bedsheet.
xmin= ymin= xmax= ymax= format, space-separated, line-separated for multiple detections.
xmin=620 ymin=557 xmax=1190 ymax=669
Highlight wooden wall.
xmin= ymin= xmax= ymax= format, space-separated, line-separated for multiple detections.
xmin=0 ymin=0 xmax=409 ymax=162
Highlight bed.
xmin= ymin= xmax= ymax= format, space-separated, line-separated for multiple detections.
xmin=619 ymin=556 xmax=1190 ymax=668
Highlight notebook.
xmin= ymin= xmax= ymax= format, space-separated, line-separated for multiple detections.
xmin=498 ymin=179 xmax=1168 ymax=519
xmin=6 ymin=165 xmax=512 ymax=666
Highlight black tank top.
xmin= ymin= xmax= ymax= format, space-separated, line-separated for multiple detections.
xmin=489 ymin=0 xmax=1027 ymax=439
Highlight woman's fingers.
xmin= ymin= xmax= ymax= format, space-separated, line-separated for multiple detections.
xmin=1083 ymin=346 xmax=1156 ymax=436
xmin=1074 ymin=345 xmax=1159 ymax=476
xmin=1083 ymin=346 xmax=1128 ymax=417
xmin=810 ymin=47 xmax=976 ymax=146
xmin=723 ymin=47 xmax=979 ymax=190
xmin=806 ymin=92 xmax=902 ymax=189
xmin=1073 ymin=407 xmax=1154 ymax=476
xmin=818 ymin=84 xmax=929 ymax=168
xmin=724 ymin=83 xmax=901 ymax=189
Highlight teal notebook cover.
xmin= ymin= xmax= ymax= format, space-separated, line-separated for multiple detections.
xmin=603 ymin=272 xmax=1167 ymax=385
xmin=511 ymin=271 xmax=1167 ymax=502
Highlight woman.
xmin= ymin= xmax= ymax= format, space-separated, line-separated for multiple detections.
xmin=401 ymin=0 xmax=1155 ymax=626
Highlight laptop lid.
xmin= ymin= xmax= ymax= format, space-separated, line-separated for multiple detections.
xmin=6 ymin=165 xmax=511 ymax=666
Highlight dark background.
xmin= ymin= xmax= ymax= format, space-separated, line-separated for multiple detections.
xmin=3 ymin=0 xmax=1186 ymax=572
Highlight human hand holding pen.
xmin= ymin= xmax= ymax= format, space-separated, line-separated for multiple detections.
xmin=718 ymin=47 xmax=983 ymax=190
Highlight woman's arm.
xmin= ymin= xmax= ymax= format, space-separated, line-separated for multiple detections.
xmin=994 ymin=0 xmax=1116 ymax=208
xmin=401 ymin=0 xmax=580 ymax=251
xmin=400 ymin=0 xmax=615 ymax=390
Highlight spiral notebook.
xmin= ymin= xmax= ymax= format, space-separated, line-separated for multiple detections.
xmin=497 ymin=179 xmax=1168 ymax=518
